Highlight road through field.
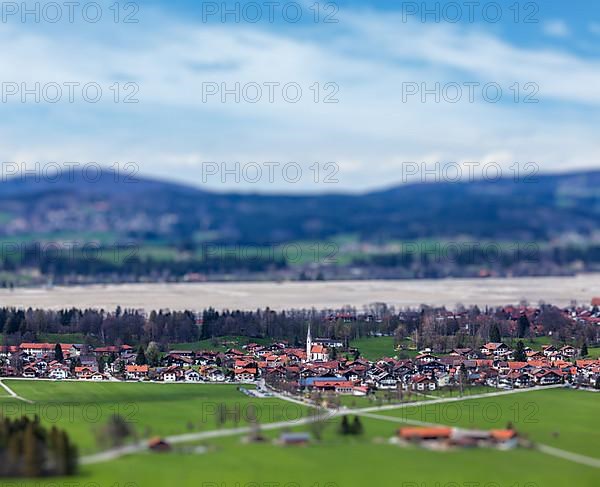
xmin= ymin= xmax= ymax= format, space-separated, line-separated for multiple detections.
xmin=82 ymin=384 xmax=598 ymax=469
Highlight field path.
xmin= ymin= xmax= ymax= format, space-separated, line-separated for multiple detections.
xmin=355 ymin=384 xmax=564 ymax=413
xmin=81 ymin=411 xmax=337 ymax=465
xmin=0 ymin=379 xmax=35 ymax=404
xmin=82 ymin=384 xmax=566 ymax=466
xmin=536 ymin=444 xmax=600 ymax=469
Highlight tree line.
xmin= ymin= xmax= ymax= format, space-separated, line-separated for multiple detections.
xmin=0 ymin=303 xmax=596 ymax=352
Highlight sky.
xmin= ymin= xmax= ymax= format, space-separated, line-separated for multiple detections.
xmin=1 ymin=0 xmax=600 ymax=193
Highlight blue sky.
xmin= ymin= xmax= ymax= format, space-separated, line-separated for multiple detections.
xmin=1 ymin=0 xmax=600 ymax=192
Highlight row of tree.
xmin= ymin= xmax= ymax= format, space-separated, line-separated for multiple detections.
xmin=1 ymin=303 xmax=597 ymax=353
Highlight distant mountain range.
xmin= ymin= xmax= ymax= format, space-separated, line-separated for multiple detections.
xmin=1 ymin=169 xmax=599 ymax=246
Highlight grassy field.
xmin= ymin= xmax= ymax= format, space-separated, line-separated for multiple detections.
xmin=586 ymin=347 xmax=600 ymax=359
xmin=1 ymin=380 xmax=307 ymax=454
xmin=77 ymin=437 xmax=598 ymax=486
xmin=170 ymin=335 xmax=272 ymax=352
xmin=9 ymin=414 xmax=599 ymax=486
xmin=378 ymin=388 xmax=599 ymax=458
xmin=2 ymin=386 xmax=598 ymax=486
xmin=338 ymin=390 xmax=429 ymax=408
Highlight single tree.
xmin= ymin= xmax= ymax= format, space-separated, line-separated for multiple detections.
xmin=514 ymin=340 xmax=527 ymax=362
xmin=350 ymin=416 xmax=364 ymax=436
xmin=135 ymin=346 xmax=147 ymax=365
xmin=338 ymin=415 xmax=350 ymax=435
xmin=517 ymin=314 xmax=530 ymax=338
xmin=54 ymin=343 xmax=64 ymax=363
xmin=146 ymin=341 xmax=161 ymax=367
xmin=489 ymin=323 xmax=501 ymax=343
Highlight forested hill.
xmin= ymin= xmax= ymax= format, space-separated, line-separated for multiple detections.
xmin=1 ymin=169 xmax=599 ymax=245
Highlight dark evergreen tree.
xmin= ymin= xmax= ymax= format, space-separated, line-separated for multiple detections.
xmin=350 ymin=416 xmax=364 ymax=435
xmin=517 ymin=314 xmax=530 ymax=338
xmin=135 ymin=346 xmax=147 ymax=365
xmin=54 ymin=343 xmax=64 ymax=363
xmin=338 ymin=415 xmax=350 ymax=435
xmin=489 ymin=323 xmax=501 ymax=343
xmin=514 ymin=340 xmax=527 ymax=362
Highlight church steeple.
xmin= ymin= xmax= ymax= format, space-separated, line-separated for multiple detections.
xmin=306 ymin=324 xmax=312 ymax=362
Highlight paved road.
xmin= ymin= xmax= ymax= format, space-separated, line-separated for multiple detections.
xmin=0 ymin=379 xmax=35 ymax=404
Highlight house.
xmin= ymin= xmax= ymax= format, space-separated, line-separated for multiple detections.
xmin=311 ymin=379 xmax=353 ymax=394
xmin=410 ymin=375 xmax=437 ymax=391
xmin=415 ymin=353 xmax=438 ymax=363
xmin=397 ymin=427 xmax=518 ymax=449
xmin=234 ymin=367 xmax=257 ymax=382
xmin=161 ymin=366 xmax=183 ymax=382
xmin=163 ymin=353 xmax=195 ymax=367
xmin=309 ymin=344 xmax=329 ymax=362
xmin=374 ymin=372 xmax=398 ymax=390
xmin=74 ymin=366 xmax=95 ymax=379
xmin=125 ymin=365 xmax=149 ymax=380
xmin=559 ymin=345 xmax=577 ymax=358
xmin=314 ymin=338 xmax=344 ymax=348
xmin=526 ymin=350 xmax=544 ymax=361
xmin=0 ymin=345 xmax=19 ymax=358
xmin=398 ymin=427 xmax=452 ymax=442
xmin=301 ymin=377 xmax=354 ymax=394
xmin=278 ymin=432 xmax=311 ymax=446
xmin=353 ymin=386 xmax=369 ymax=396
xmin=204 ymin=367 xmax=226 ymax=382
xmin=535 ymin=370 xmax=564 ymax=385
xmin=20 ymin=343 xmax=54 ymax=357
xmin=184 ymin=369 xmax=202 ymax=382
xmin=22 ymin=366 xmax=37 ymax=378
xmin=148 ymin=437 xmax=171 ymax=452
xmin=450 ymin=348 xmax=477 ymax=359
xmin=480 ymin=343 xmax=509 ymax=356
xmin=48 ymin=366 xmax=69 ymax=380
xmin=502 ymin=371 xmax=532 ymax=388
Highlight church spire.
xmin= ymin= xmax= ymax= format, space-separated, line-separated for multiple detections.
xmin=306 ymin=324 xmax=312 ymax=362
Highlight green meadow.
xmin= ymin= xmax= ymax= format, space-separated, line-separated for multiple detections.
xmin=1 ymin=383 xmax=597 ymax=486
xmin=78 ymin=437 xmax=598 ymax=487
xmin=0 ymin=380 xmax=308 ymax=454
xmin=8 ymin=414 xmax=599 ymax=487
xmin=378 ymin=388 xmax=600 ymax=458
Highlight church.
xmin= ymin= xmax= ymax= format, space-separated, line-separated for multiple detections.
xmin=305 ymin=325 xmax=329 ymax=362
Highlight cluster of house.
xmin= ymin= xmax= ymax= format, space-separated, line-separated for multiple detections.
xmin=1 ymin=336 xmax=598 ymax=393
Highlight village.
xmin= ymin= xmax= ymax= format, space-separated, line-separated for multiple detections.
xmin=1 ymin=323 xmax=599 ymax=395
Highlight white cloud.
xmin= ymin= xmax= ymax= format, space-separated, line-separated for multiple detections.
xmin=0 ymin=8 xmax=599 ymax=192
xmin=543 ymin=20 xmax=570 ymax=38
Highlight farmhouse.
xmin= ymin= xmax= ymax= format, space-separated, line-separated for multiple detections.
xmin=126 ymin=365 xmax=149 ymax=380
